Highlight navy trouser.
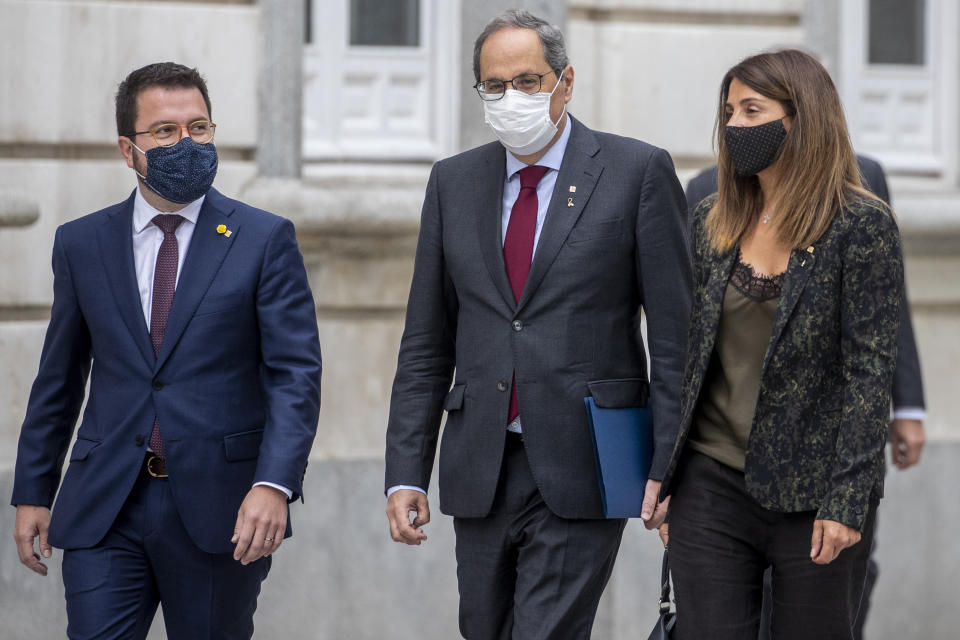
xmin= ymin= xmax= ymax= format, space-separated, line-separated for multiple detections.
xmin=62 ymin=468 xmax=270 ymax=640
xmin=668 ymin=450 xmax=876 ymax=640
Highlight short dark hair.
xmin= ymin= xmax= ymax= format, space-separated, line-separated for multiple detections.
xmin=472 ymin=10 xmax=569 ymax=83
xmin=115 ymin=62 xmax=212 ymax=137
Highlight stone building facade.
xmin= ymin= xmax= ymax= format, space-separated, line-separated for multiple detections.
xmin=0 ymin=1 xmax=956 ymax=638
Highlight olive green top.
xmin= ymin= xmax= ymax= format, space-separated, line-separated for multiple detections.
xmin=688 ymin=255 xmax=782 ymax=471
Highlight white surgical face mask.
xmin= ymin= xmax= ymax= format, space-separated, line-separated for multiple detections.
xmin=483 ymin=72 xmax=566 ymax=156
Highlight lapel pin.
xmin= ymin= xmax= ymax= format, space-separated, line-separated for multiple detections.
xmin=806 ymin=246 xmax=814 ymax=253
xmin=225 ymin=229 xmax=232 ymax=237
xmin=569 ymin=185 xmax=576 ymax=193
xmin=216 ymin=224 xmax=226 ymax=235
xmin=567 ymin=197 xmax=575 ymax=207
xmin=801 ymin=260 xmax=806 ymax=267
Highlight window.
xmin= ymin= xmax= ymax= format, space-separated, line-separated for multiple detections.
xmin=350 ymin=0 xmax=420 ymax=47
xmin=868 ymin=0 xmax=925 ymax=65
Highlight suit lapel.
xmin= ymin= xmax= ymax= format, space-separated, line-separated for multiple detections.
xmin=154 ymin=190 xmax=237 ymax=371
xmin=517 ymin=119 xmax=602 ymax=313
xmin=97 ymin=192 xmax=155 ymax=368
xmin=474 ymin=146 xmax=516 ymax=310
xmin=762 ymin=246 xmax=816 ymax=374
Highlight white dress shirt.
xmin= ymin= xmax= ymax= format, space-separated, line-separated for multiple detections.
xmin=388 ymin=116 xmax=573 ymax=499
xmin=132 ymin=187 xmax=292 ymax=499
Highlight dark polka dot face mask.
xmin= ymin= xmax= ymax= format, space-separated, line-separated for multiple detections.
xmin=723 ymin=118 xmax=787 ymax=177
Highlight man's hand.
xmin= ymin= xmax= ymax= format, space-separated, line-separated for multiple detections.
xmin=14 ymin=505 xmax=52 ymax=576
xmin=658 ymin=522 xmax=669 ymax=548
xmin=386 ymin=489 xmax=430 ymax=545
xmin=641 ymin=480 xmax=669 ymax=530
xmin=890 ymin=418 xmax=925 ymax=470
xmin=810 ymin=519 xmax=861 ymax=565
xmin=231 ymin=485 xmax=287 ymax=565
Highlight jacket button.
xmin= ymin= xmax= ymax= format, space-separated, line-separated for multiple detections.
xmin=152 ymin=380 xmax=164 ymax=391
xmin=135 ymin=434 xmax=145 ymax=447
xmin=497 ymin=381 xmax=508 ymax=392
xmin=512 ymin=320 xmax=523 ymax=332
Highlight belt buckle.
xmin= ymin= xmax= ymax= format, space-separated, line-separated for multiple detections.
xmin=146 ymin=455 xmax=168 ymax=478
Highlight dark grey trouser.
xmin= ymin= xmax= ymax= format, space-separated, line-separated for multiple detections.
xmin=453 ymin=433 xmax=626 ymax=640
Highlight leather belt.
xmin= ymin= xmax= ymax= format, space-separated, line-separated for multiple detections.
xmin=143 ymin=454 xmax=169 ymax=478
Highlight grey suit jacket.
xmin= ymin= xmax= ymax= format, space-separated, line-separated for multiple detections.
xmin=684 ymin=156 xmax=925 ymax=411
xmin=385 ymin=117 xmax=693 ymax=519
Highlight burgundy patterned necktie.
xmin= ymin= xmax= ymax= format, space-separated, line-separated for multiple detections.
xmin=502 ymin=165 xmax=549 ymax=423
xmin=148 ymin=214 xmax=185 ymax=457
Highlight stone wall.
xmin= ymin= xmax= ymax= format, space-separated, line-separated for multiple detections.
xmin=1 ymin=1 xmax=958 ymax=638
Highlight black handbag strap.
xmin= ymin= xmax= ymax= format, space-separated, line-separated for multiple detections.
xmin=658 ymin=548 xmax=672 ymax=614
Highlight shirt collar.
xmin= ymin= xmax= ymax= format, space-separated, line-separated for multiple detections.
xmin=505 ymin=112 xmax=573 ymax=180
xmin=132 ymin=186 xmax=205 ymax=234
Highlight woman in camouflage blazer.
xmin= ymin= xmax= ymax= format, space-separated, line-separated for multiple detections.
xmin=657 ymin=50 xmax=903 ymax=639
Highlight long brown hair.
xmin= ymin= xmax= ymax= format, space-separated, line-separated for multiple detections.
xmin=707 ymin=49 xmax=882 ymax=252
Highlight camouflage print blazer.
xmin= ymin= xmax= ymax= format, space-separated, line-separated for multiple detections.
xmin=660 ymin=195 xmax=903 ymax=532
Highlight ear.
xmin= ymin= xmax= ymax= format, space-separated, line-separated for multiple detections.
xmin=561 ymin=65 xmax=574 ymax=103
xmin=118 ymin=136 xmax=136 ymax=169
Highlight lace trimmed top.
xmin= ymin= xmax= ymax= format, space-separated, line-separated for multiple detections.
xmin=687 ymin=250 xmax=785 ymax=471
xmin=729 ymin=250 xmax=784 ymax=302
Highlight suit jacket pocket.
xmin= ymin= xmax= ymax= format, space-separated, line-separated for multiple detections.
xmin=69 ymin=437 xmax=100 ymax=461
xmin=587 ymin=378 xmax=649 ymax=408
xmin=195 ymin=291 xmax=243 ymax=317
xmin=223 ymin=428 xmax=264 ymax=461
xmin=443 ymin=384 xmax=466 ymax=412
xmin=567 ymin=219 xmax=622 ymax=245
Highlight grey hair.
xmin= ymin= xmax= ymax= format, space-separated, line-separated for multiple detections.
xmin=472 ymin=9 xmax=569 ymax=83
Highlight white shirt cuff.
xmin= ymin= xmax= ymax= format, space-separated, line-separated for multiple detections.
xmin=254 ymin=481 xmax=293 ymax=500
xmin=387 ymin=485 xmax=426 ymax=498
xmin=892 ymin=407 xmax=926 ymax=421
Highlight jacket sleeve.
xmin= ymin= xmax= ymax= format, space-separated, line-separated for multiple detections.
xmin=11 ymin=226 xmax=92 ymax=508
xmin=817 ymin=202 xmax=903 ymax=530
xmin=252 ymin=217 xmax=323 ymax=502
xmin=636 ymin=147 xmax=693 ymax=480
xmin=384 ymin=162 xmax=458 ymax=493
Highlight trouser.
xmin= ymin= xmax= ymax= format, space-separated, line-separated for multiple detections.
xmin=669 ymin=450 xmax=876 ymax=640
xmin=62 ymin=460 xmax=271 ymax=640
xmin=453 ymin=432 xmax=626 ymax=639
xmin=759 ymin=549 xmax=879 ymax=639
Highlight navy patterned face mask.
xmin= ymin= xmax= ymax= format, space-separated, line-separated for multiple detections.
xmin=133 ymin=137 xmax=218 ymax=204
xmin=724 ymin=118 xmax=787 ymax=177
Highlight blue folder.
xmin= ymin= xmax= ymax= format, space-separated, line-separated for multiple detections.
xmin=584 ymin=396 xmax=654 ymax=518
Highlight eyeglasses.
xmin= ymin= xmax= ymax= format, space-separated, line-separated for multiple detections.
xmin=127 ymin=120 xmax=217 ymax=147
xmin=473 ymin=70 xmax=558 ymax=101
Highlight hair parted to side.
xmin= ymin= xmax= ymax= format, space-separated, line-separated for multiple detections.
xmin=115 ymin=62 xmax=212 ymax=137
xmin=708 ymin=49 xmax=883 ymax=253
xmin=472 ymin=9 xmax=569 ymax=82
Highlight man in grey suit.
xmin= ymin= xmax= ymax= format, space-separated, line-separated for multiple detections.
xmin=384 ymin=9 xmax=692 ymax=639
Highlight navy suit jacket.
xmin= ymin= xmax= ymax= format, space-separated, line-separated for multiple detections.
xmin=11 ymin=188 xmax=322 ymax=554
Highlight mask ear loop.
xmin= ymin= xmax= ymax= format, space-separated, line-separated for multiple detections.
xmin=127 ymin=139 xmax=149 ymax=180
xmin=548 ymin=69 xmax=567 ymax=128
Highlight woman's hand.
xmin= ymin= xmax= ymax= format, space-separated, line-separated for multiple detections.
xmin=810 ymin=519 xmax=861 ymax=565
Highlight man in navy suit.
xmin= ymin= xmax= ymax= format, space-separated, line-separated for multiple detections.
xmin=11 ymin=62 xmax=322 ymax=639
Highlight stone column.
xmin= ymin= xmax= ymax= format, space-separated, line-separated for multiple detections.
xmin=257 ymin=0 xmax=304 ymax=178
xmin=459 ymin=1 xmax=568 ymax=152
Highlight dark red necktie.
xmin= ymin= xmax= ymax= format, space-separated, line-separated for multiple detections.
xmin=503 ymin=165 xmax=549 ymax=423
xmin=148 ymin=214 xmax=185 ymax=457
